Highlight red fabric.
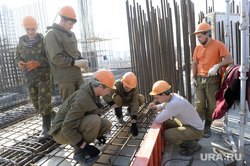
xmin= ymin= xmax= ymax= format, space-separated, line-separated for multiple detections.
xmin=212 ymin=65 xmax=250 ymax=120
xmin=213 ymin=95 xmax=228 ymax=119
xmin=212 ymin=65 xmax=239 ymax=120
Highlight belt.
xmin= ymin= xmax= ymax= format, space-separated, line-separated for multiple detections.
xmin=197 ymin=74 xmax=220 ymax=78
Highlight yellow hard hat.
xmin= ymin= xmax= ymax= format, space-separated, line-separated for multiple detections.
xmin=193 ymin=22 xmax=211 ymax=34
xmin=94 ymin=69 xmax=116 ymax=89
xmin=122 ymin=72 xmax=137 ymax=88
xmin=58 ymin=6 xmax=76 ymax=20
xmin=150 ymin=80 xmax=171 ymax=95
xmin=22 ymin=15 xmax=38 ymax=28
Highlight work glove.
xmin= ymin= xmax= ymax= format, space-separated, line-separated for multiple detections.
xmin=191 ymin=77 xmax=197 ymax=88
xmin=208 ymin=64 xmax=219 ymax=76
xmin=96 ymin=136 xmax=106 ymax=145
xmin=18 ymin=61 xmax=25 ymax=69
xmin=82 ymin=144 xmax=100 ymax=158
xmin=25 ymin=61 xmax=40 ymax=71
xmin=74 ymin=59 xmax=88 ymax=68
xmin=130 ymin=122 xmax=138 ymax=136
xmin=115 ymin=107 xmax=122 ymax=118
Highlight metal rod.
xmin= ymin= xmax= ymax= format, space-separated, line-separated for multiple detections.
xmin=238 ymin=0 xmax=248 ymax=165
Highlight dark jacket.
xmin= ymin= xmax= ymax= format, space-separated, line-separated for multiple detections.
xmin=44 ymin=23 xmax=83 ymax=84
xmin=48 ymin=83 xmax=102 ymax=145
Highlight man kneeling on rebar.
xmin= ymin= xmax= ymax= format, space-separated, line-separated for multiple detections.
xmin=103 ymin=72 xmax=145 ymax=136
xmin=48 ymin=70 xmax=115 ymax=165
xmin=148 ymin=80 xmax=204 ymax=156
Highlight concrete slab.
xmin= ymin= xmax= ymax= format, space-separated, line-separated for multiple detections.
xmin=161 ymin=104 xmax=250 ymax=166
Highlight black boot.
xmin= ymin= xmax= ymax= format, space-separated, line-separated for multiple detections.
xmin=71 ymin=144 xmax=100 ymax=165
xmin=203 ymin=121 xmax=212 ymax=138
xmin=180 ymin=141 xmax=202 ymax=156
xmin=37 ymin=113 xmax=51 ymax=140
xmin=180 ymin=140 xmax=192 ymax=148
xmin=115 ymin=107 xmax=125 ymax=125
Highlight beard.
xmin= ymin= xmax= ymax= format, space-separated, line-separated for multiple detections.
xmin=201 ymin=37 xmax=208 ymax=45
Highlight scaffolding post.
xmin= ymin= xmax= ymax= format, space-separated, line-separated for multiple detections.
xmin=223 ymin=0 xmax=239 ymax=161
xmin=238 ymin=0 xmax=248 ymax=165
xmin=225 ymin=0 xmax=230 ymax=50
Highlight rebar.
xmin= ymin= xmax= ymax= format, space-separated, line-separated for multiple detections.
xmin=126 ymin=0 xmax=195 ymax=103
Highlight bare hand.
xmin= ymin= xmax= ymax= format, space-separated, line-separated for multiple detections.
xmin=148 ymin=103 xmax=156 ymax=110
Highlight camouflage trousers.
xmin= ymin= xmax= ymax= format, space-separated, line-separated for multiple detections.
xmin=113 ymin=94 xmax=145 ymax=116
xmin=26 ymin=73 xmax=52 ymax=116
xmin=113 ymin=94 xmax=145 ymax=107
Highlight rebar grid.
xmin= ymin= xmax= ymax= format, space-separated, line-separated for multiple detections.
xmin=0 ymin=95 xmax=62 ymax=130
xmin=0 ymin=103 xmax=156 ymax=166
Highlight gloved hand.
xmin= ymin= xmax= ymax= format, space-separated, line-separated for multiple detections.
xmin=130 ymin=123 xmax=138 ymax=136
xmin=115 ymin=107 xmax=122 ymax=118
xmin=96 ymin=136 xmax=106 ymax=145
xmin=25 ymin=61 xmax=40 ymax=71
xmin=18 ymin=61 xmax=25 ymax=69
xmin=208 ymin=64 xmax=219 ymax=76
xmin=82 ymin=144 xmax=100 ymax=158
xmin=74 ymin=59 xmax=88 ymax=68
xmin=191 ymin=77 xmax=197 ymax=88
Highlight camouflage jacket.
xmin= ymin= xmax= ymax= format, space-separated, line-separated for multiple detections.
xmin=103 ymin=79 xmax=139 ymax=116
xmin=15 ymin=33 xmax=50 ymax=79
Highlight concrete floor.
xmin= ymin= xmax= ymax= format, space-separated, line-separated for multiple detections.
xmin=161 ymin=104 xmax=250 ymax=166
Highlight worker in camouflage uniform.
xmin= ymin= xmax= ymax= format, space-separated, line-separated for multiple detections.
xmin=44 ymin=5 xmax=88 ymax=102
xmin=49 ymin=69 xmax=115 ymax=165
xmin=15 ymin=15 xmax=53 ymax=140
xmin=103 ymin=72 xmax=145 ymax=136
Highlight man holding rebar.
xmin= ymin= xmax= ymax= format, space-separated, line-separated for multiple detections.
xmin=44 ymin=5 xmax=88 ymax=102
xmin=48 ymin=69 xmax=115 ymax=165
xmin=191 ymin=22 xmax=233 ymax=138
xmin=15 ymin=15 xmax=53 ymax=140
xmin=103 ymin=72 xmax=145 ymax=136
xmin=148 ymin=80 xmax=204 ymax=156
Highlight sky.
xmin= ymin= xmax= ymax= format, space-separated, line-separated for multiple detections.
xmin=0 ymin=0 xmax=241 ymax=52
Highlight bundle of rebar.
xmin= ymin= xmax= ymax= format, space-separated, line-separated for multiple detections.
xmin=126 ymin=0 xmax=196 ymax=103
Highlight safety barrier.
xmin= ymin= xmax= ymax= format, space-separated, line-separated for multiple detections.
xmin=132 ymin=120 xmax=165 ymax=166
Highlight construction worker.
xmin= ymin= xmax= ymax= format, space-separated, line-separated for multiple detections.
xmin=15 ymin=15 xmax=53 ymax=140
xmin=48 ymin=69 xmax=115 ymax=165
xmin=44 ymin=5 xmax=88 ymax=102
xmin=191 ymin=22 xmax=233 ymax=138
xmin=148 ymin=80 xmax=204 ymax=156
xmin=103 ymin=72 xmax=145 ymax=136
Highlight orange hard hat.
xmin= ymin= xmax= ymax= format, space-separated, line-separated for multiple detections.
xmin=193 ymin=22 xmax=211 ymax=34
xmin=94 ymin=69 xmax=116 ymax=89
xmin=58 ymin=6 xmax=76 ymax=19
xmin=150 ymin=80 xmax=171 ymax=95
xmin=22 ymin=15 xmax=38 ymax=28
xmin=122 ymin=72 xmax=137 ymax=88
